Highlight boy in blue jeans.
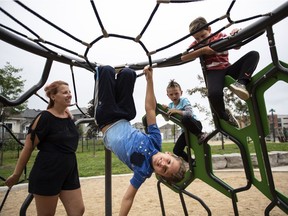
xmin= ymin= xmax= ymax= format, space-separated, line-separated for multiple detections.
xmin=181 ymin=16 xmax=260 ymax=128
xmin=94 ymin=65 xmax=188 ymax=215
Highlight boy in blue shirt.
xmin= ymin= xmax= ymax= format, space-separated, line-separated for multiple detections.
xmin=94 ymin=65 xmax=187 ymax=215
xmin=162 ymin=79 xmax=205 ymax=162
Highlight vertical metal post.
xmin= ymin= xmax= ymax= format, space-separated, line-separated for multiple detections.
xmin=105 ymin=148 xmax=112 ymax=216
xmin=269 ymin=109 xmax=276 ymax=142
xmin=0 ymin=107 xmax=4 ymax=166
xmin=221 ymin=133 xmax=224 ymax=150
xmin=173 ymin=124 xmax=176 ymax=143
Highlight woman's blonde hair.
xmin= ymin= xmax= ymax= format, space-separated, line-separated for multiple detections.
xmin=44 ymin=80 xmax=69 ymax=109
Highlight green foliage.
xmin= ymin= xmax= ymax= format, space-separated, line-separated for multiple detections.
xmin=187 ymin=74 xmax=213 ymax=125
xmin=187 ymin=74 xmax=251 ymax=127
xmin=0 ymin=62 xmax=27 ymax=115
xmin=77 ymin=125 xmax=84 ymax=137
xmin=2 ymin=138 xmax=22 ymax=151
xmin=85 ymin=99 xmax=98 ymax=138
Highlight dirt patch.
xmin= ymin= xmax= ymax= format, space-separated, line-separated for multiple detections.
xmin=1 ymin=171 xmax=287 ymax=215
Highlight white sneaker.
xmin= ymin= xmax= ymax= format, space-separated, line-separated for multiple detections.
xmin=225 ymin=108 xmax=240 ymax=128
xmin=229 ymin=81 xmax=250 ymax=100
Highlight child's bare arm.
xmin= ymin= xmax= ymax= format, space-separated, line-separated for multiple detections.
xmin=144 ymin=66 xmax=156 ymax=126
xmin=119 ymin=184 xmax=138 ymax=216
xmin=181 ymin=46 xmax=215 ymax=62
xmin=167 ymin=108 xmax=184 ymax=117
xmin=5 ymin=115 xmax=41 ymax=188
xmin=162 ymin=104 xmax=168 ymax=109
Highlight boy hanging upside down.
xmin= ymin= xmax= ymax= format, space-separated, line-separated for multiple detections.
xmin=93 ymin=65 xmax=188 ymax=215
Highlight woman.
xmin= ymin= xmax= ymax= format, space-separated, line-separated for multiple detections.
xmin=5 ymin=80 xmax=85 ymax=216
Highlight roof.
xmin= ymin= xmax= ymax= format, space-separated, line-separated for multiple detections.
xmin=70 ymin=107 xmax=88 ymax=115
xmin=159 ymin=123 xmax=175 ymax=130
xmin=12 ymin=108 xmax=43 ymax=118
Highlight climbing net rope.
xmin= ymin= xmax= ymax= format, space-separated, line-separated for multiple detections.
xmin=0 ymin=0 xmax=273 ymax=109
xmin=0 ymin=0 xmax=269 ymax=73
xmin=0 ymin=0 xmax=288 ymax=215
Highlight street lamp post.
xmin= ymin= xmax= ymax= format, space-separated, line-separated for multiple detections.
xmin=269 ymin=108 xmax=276 ymax=142
xmin=0 ymin=86 xmax=3 ymax=166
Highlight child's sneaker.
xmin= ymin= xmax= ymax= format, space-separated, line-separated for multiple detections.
xmin=225 ymin=108 xmax=240 ymax=128
xmin=229 ymin=81 xmax=250 ymax=100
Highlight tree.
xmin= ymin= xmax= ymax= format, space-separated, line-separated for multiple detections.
xmin=187 ymin=74 xmax=250 ymax=129
xmin=0 ymin=62 xmax=27 ymax=166
xmin=86 ymin=99 xmax=98 ymax=138
xmin=187 ymin=74 xmax=213 ymax=126
xmin=0 ymin=62 xmax=27 ymax=119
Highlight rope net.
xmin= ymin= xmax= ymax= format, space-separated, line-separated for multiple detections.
xmin=0 ymin=0 xmax=288 ymax=215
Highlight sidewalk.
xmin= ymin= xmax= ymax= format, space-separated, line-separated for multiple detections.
xmin=216 ymin=165 xmax=288 ymax=172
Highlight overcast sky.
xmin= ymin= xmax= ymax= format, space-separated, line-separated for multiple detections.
xmin=0 ymin=0 xmax=287 ymax=132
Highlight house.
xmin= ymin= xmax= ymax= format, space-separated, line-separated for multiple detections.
xmin=132 ymin=121 xmax=181 ymax=142
xmin=4 ymin=108 xmax=288 ymax=143
xmin=3 ymin=108 xmax=42 ymax=140
xmin=267 ymin=114 xmax=288 ymax=142
xmin=70 ymin=107 xmax=89 ymax=121
xmin=70 ymin=107 xmax=91 ymax=136
xmin=3 ymin=107 xmax=90 ymax=140
xmin=159 ymin=123 xmax=181 ymax=142
xmin=132 ymin=122 xmax=146 ymax=133
xmin=3 ymin=108 xmax=181 ymax=142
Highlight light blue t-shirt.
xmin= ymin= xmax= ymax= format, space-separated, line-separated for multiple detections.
xmin=103 ymin=120 xmax=161 ymax=189
xmin=168 ymin=97 xmax=197 ymax=119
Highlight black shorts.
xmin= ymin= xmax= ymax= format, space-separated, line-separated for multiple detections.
xmin=28 ymin=152 xmax=80 ymax=196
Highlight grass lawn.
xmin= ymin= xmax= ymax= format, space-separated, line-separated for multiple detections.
xmin=1 ymin=141 xmax=288 ymax=186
